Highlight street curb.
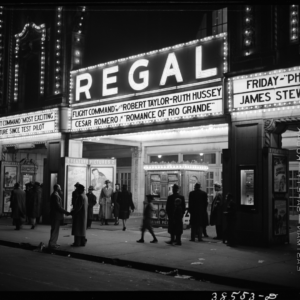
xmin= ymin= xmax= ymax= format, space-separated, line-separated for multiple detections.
xmin=0 ymin=239 xmax=296 ymax=291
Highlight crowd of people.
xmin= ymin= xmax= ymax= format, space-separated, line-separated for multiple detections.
xmin=9 ymin=181 xmax=43 ymax=230
xmin=9 ymin=178 xmax=237 ymax=250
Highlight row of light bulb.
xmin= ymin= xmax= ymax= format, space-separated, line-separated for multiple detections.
xmin=290 ymin=5 xmax=299 ymax=41
xmin=244 ymin=5 xmax=254 ymax=54
xmin=54 ymin=7 xmax=63 ymax=95
xmin=73 ymin=6 xmax=86 ymax=67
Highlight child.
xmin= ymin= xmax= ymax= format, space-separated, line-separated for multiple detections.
xmin=173 ymin=198 xmax=183 ymax=245
xmin=137 ymin=195 xmax=158 ymax=243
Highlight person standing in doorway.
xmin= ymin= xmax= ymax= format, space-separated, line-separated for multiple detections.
xmin=165 ymin=184 xmax=185 ymax=245
xmin=10 ymin=183 xmax=26 ymax=230
xmin=137 ymin=194 xmax=158 ymax=243
xmin=99 ymin=180 xmax=113 ymax=225
xmin=28 ymin=182 xmax=42 ymax=229
xmin=111 ymin=183 xmax=121 ymax=225
xmin=210 ymin=182 xmax=223 ymax=240
xmin=86 ymin=186 xmax=96 ymax=229
xmin=48 ymin=184 xmax=70 ymax=249
xmin=119 ymin=184 xmax=135 ymax=231
xmin=188 ymin=183 xmax=208 ymax=242
xmin=70 ymin=184 xmax=88 ymax=247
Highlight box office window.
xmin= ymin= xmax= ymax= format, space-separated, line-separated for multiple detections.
xmin=150 ymin=155 xmax=178 ymax=163
xmin=183 ymin=153 xmax=216 ymax=164
xmin=240 ymin=169 xmax=255 ymax=206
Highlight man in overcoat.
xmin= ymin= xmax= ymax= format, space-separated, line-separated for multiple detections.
xmin=48 ymin=184 xmax=70 ymax=249
xmin=99 ymin=179 xmax=113 ymax=225
xmin=188 ymin=183 xmax=208 ymax=242
xmin=165 ymin=184 xmax=185 ymax=245
xmin=210 ymin=182 xmax=223 ymax=240
xmin=86 ymin=185 xmax=96 ymax=229
xmin=10 ymin=182 xmax=26 ymax=230
xmin=71 ymin=184 xmax=88 ymax=246
xmin=71 ymin=182 xmax=80 ymax=207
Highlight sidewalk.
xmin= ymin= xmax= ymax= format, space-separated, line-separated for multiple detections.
xmin=0 ymin=216 xmax=299 ymax=291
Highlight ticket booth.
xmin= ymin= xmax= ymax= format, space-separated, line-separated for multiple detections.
xmin=143 ymin=162 xmax=209 ymax=228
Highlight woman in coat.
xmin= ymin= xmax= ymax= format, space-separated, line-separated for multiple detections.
xmin=10 ymin=183 xmax=26 ymax=230
xmin=71 ymin=184 xmax=88 ymax=246
xmin=111 ymin=183 xmax=121 ymax=225
xmin=86 ymin=185 xmax=97 ymax=229
xmin=118 ymin=184 xmax=135 ymax=231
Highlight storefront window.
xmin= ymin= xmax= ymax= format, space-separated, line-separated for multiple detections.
xmin=183 ymin=153 xmax=216 ymax=164
xmin=150 ymin=155 xmax=178 ymax=163
xmin=212 ymin=7 xmax=228 ymax=35
xmin=240 ymin=169 xmax=255 ymax=206
xmin=289 ymin=170 xmax=298 ymax=215
xmin=206 ymin=171 xmax=214 ymax=204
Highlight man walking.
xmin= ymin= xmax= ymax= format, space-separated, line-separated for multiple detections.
xmin=188 ymin=183 xmax=208 ymax=242
xmin=48 ymin=184 xmax=70 ymax=249
xmin=10 ymin=182 xmax=26 ymax=230
xmin=99 ymin=180 xmax=113 ymax=225
xmin=210 ymin=182 xmax=223 ymax=240
xmin=166 ymin=184 xmax=185 ymax=245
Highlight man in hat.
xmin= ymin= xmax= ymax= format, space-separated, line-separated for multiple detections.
xmin=70 ymin=184 xmax=88 ymax=246
xmin=25 ymin=182 xmax=34 ymax=224
xmin=188 ymin=183 xmax=208 ymax=242
xmin=166 ymin=184 xmax=185 ymax=245
xmin=99 ymin=179 xmax=113 ymax=225
xmin=72 ymin=182 xmax=80 ymax=207
xmin=210 ymin=182 xmax=223 ymax=240
xmin=111 ymin=183 xmax=121 ymax=225
xmin=48 ymin=184 xmax=70 ymax=249
xmin=86 ymin=185 xmax=97 ymax=229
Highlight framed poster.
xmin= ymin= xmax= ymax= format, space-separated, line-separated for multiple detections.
xmin=273 ymin=199 xmax=287 ymax=236
xmin=273 ymin=156 xmax=287 ymax=193
xmin=67 ymin=166 xmax=87 ymax=213
xmin=50 ymin=173 xmax=58 ymax=196
xmin=150 ymin=174 xmax=161 ymax=197
xmin=90 ymin=167 xmax=114 ymax=214
xmin=4 ymin=166 xmax=17 ymax=188
xmin=22 ymin=174 xmax=33 ymax=191
xmin=3 ymin=190 xmax=12 ymax=213
xmin=188 ymin=175 xmax=199 ymax=193
xmin=240 ymin=168 xmax=255 ymax=206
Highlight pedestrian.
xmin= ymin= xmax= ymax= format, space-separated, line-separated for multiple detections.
xmin=99 ymin=180 xmax=113 ymax=225
xmin=172 ymin=198 xmax=184 ymax=245
xmin=119 ymin=184 xmax=135 ymax=231
xmin=86 ymin=185 xmax=97 ymax=229
xmin=25 ymin=182 xmax=33 ymax=224
xmin=165 ymin=184 xmax=185 ymax=245
xmin=70 ymin=184 xmax=88 ymax=247
xmin=210 ymin=182 xmax=223 ymax=240
xmin=111 ymin=183 xmax=121 ymax=225
xmin=188 ymin=183 xmax=208 ymax=242
xmin=48 ymin=184 xmax=70 ymax=249
xmin=10 ymin=182 xmax=26 ymax=230
xmin=28 ymin=182 xmax=42 ymax=229
xmin=71 ymin=182 xmax=80 ymax=207
xmin=137 ymin=194 xmax=158 ymax=243
xmin=223 ymin=193 xmax=237 ymax=247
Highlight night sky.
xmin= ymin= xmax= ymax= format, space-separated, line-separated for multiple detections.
xmin=83 ymin=4 xmax=222 ymax=68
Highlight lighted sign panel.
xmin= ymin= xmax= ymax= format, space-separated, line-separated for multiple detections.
xmin=232 ymin=68 xmax=300 ymax=110
xmin=0 ymin=109 xmax=59 ymax=139
xmin=71 ymin=87 xmax=223 ymax=132
xmin=70 ymin=34 xmax=227 ymax=104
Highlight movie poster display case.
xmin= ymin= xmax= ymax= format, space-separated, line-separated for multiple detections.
xmin=143 ymin=162 xmax=209 ymax=228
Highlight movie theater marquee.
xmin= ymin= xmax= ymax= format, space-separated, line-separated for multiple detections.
xmin=70 ymin=34 xmax=227 ymax=132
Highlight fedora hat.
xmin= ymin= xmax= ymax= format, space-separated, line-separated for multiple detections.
xmin=88 ymin=185 xmax=94 ymax=191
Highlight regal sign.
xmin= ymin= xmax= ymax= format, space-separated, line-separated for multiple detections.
xmin=70 ymin=34 xmax=227 ymax=105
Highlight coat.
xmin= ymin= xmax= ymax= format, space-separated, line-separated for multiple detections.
xmin=166 ymin=193 xmax=185 ymax=235
xmin=71 ymin=192 xmax=88 ymax=237
xmin=28 ymin=186 xmax=42 ymax=218
xmin=49 ymin=191 xmax=68 ymax=221
xmin=99 ymin=186 xmax=113 ymax=219
xmin=210 ymin=191 xmax=223 ymax=226
xmin=188 ymin=188 xmax=208 ymax=227
xmin=142 ymin=202 xmax=154 ymax=229
xmin=111 ymin=190 xmax=120 ymax=217
xmin=10 ymin=188 xmax=26 ymax=220
xmin=86 ymin=192 xmax=96 ymax=220
xmin=118 ymin=190 xmax=135 ymax=220
xmin=172 ymin=205 xmax=183 ymax=235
